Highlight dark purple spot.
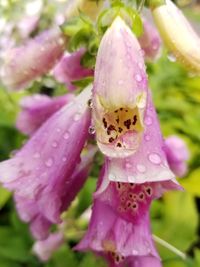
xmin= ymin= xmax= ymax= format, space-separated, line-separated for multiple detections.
xmin=116 ymin=118 xmax=119 ymax=124
xmin=117 ymin=142 xmax=122 ymax=147
xmin=102 ymin=118 xmax=107 ymax=128
xmin=108 ymin=125 xmax=116 ymax=131
xmin=124 ymin=119 xmax=131 ymax=129
xmin=118 ymin=127 xmax=123 ymax=133
xmin=109 ymin=137 xmax=115 ymax=143
xmin=132 ymin=115 xmax=137 ymax=125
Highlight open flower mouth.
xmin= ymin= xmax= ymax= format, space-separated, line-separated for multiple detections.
xmin=95 ymin=104 xmax=144 ymax=158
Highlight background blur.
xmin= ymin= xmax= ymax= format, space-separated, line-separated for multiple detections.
xmin=0 ymin=1 xmax=200 ymax=267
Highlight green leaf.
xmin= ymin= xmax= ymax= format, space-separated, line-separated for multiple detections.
xmin=181 ymin=168 xmax=200 ymax=197
xmin=0 ymin=187 xmax=11 ymax=209
xmin=152 ymin=191 xmax=198 ymax=260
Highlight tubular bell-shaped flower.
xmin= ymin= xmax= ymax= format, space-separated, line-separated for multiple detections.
xmin=0 ymin=85 xmax=93 ymax=239
xmin=151 ymin=0 xmax=200 ymax=74
xmin=77 ymin=163 xmax=180 ymax=266
xmin=53 ymin=48 xmax=93 ymax=90
xmin=138 ymin=18 xmax=162 ymax=61
xmin=93 ymin=17 xmax=148 ymax=158
xmin=164 ymin=135 xmax=190 ymax=177
xmin=0 ymin=27 xmax=65 ymax=91
xmin=16 ymin=93 xmax=74 ymax=135
xmin=33 ymin=232 xmax=64 ymax=261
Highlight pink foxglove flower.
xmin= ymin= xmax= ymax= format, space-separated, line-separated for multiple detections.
xmin=77 ymin=164 xmax=180 ymax=266
xmin=33 ymin=232 xmax=64 ymax=261
xmin=164 ymin=135 xmax=190 ymax=177
xmin=16 ymin=93 xmax=74 ymax=135
xmin=53 ymin=48 xmax=93 ymax=90
xmin=0 ymin=86 xmax=93 ymax=239
xmin=0 ymin=27 xmax=65 ymax=91
xmin=152 ymin=0 xmax=200 ymax=74
xmin=138 ymin=18 xmax=162 ymax=61
xmin=17 ymin=15 xmax=39 ymax=39
xmin=103 ymin=91 xmax=176 ymax=185
xmin=93 ymin=17 xmax=148 ymax=158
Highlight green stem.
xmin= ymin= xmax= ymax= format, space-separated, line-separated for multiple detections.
xmin=153 ymin=234 xmax=187 ymax=260
xmin=138 ymin=0 xmax=146 ymax=12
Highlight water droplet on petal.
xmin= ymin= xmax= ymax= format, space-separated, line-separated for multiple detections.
xmin=125 ymin=162 xmax=132 ymax=169
xmin=136 ymin=164 xmax=146 ymax=173
xmin=144 ymin=134 xmax=150 ymax=141
xmin=148 ymin=153 xmax=161 ymax=164
xmin=56 ymin=128 xmax=61 ymax=133
xmin=135 ymin=74 xmax=142 ymax=82
xmin=62 ymin=157 xmax=67 ymax=162
xmin=87 ymin=99 xmax=93 ymax=108
xmin=118 ymin=79 xmax=124 ymax=85
xmin=132 ymin=249 xmax=138 ymax=255
xmin=73 ymin=113 xmax=81 ymax=121
xmin=33 ymin=152 xmax=40 ymax=159
xmin=52 ymin=141 xmax=58 ymax=148
xmin=144 ymin=116 xmax=152 ymax=126
xmin=63 ymin=132 xmax=70 ymax=140
xmin=45 ymin=158 xmax=53 ymax=167
xmin=88 ymin=126 xmax=95 ymax=134
xmin=167 ymin=53 xmax=176 ymax=62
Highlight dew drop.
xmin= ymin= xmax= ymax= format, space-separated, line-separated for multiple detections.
xmin=125 ymin=162 xmax=132 ymax=169
xmin=135 ymin=74 xmax=142 ymax=82
xmin=144 ymin=134 xmax=150 ymax=141
xmin=88 ymin=126 xmax=95 ymax=135
xmin=118 ymin=79 xmax=124 ymax=85
xmin=167 ymin=53 xmax=176 ymax=62
xmin=33 ymin=152 xmax=40 ymax=159
xmin=87 ymin=99 xmax=93 ymax=108
xmin=144 ymin=116 xmax=152 ymax=126
xmin=56 ymin=128 xmax=61 ymax=133
xmin=63 ymin=132 xmax=70 ymax=140
xmin=73 ymin=113 xmax=81 ymax=121
xmin=132 ymin=249 xmax=138 ymax=255
xmin=52 ymin=141 xmax=58 ymax=148
xmin=148 ymin=153 xmax=161 ymax=164
xmin=136 ymin=164 xmax=146 ymax=173
xmin=62 ymin=157 xmax=67 ymax=162
xmin=45 ymin=158 xmax=53 ymax=167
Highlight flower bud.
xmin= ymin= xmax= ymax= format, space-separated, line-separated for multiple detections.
xmin=152 ymin=0 xmax=200 ymax=74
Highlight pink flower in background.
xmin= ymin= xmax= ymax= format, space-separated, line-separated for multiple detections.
xmin=138 ymin=18 xmax=162 ymax=61
xmin=77 ymin=163 xmax=180 ymax=266
xmin=16 ymin=93 xmax=74 ymax=135
xmin=17 ymin=15 xmax=40 ymax=39
xmin=0 ymin=86 xmax=93 ymax=239
xmin=33 ymin=232 xmax=64 ymax=261
xmin=92 ymin=17 xmax=148 ymax=158
xmin=164 ymin=135 xmax=190 ymax=177
xmin=0 ymin=27 xmax=65 ymax=91
xmin=53 ymin=48 xmax=93 ymax=90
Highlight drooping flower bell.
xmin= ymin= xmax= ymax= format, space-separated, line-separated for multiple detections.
xmin=53 ymin=48 xmax=93 ymax=90
xmin=0 ymin=86 xmax=94 ymax=239
xmin=77 ymin=162 xmax=180 ymax=267
xmin=0 ymin=27 xmax=65 ymax=91
xmin=138 ymin=18 xmax=162 ymax=61
xmin=16 ymin=93 xmax=74 ymax=135
xmin=92 ymin=17 xmax=148 ymax=158
xmin=151 ymin=0 xmax=200 ymax=74
xmin=164 ymin=135 xmax=190 ymax=177
xmin=33 ymin=232 xmax=64 ymax=261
